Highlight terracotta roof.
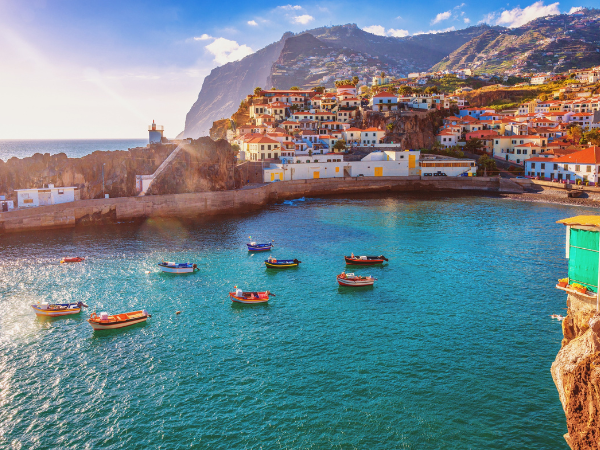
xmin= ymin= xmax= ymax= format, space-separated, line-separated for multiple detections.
xmin=363 ymin=127 xmax=383 ymax=132
xmin=248 ymin=136 xmax=280 ymax=144
xmin=373 ymin=92 xmax=397 ymax=98
xmin=553 ymin=146 xmax=600 ymax=164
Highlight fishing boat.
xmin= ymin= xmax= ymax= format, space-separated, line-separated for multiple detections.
xmin=88 ymin=310 xmax=151 ymax=330
xmin=265 ymin=257 xmax=301 ymax=269
xmin=61 ymin=257 xmax=85 ymax=263
xmin=158 ymin=262 xmax=198 ymax=274
xmin=344 ymin=255 xmax=388 ymax=265
xmin=247 ymin=241 xmax=274 ymax=252
xmin=229 ymin=287 xmax=273 ymax=304
xmin=31 ymin=301 xmax=88 ymax=317
xmin=337 ymin=272 xmax=377 ymax=287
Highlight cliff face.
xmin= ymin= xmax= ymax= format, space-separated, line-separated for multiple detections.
xmin=181 ymin=35 xmax=288 ymax=139
xmin=0 ymin=146 xmax=174 ymax=201
xmin=146 ymin=138 xmax=239 ymax=195
xmin=552 ymin=293 xmax=600 ymax=449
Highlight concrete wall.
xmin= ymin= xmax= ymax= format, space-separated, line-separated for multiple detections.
xmin=0 ymin=177 xmax=522 ymax=234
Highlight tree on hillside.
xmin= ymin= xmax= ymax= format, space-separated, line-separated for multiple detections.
xmin=312 ymin=86 xmax=325 ymax=93
xmin=584 ymin=130 xmax=600 ymax=146
xmin=352 ymin=76 xmax=359 ymax=86
xmin=477 ymin=154 xmax=498 ymax=176
xmin=568 ymin=125 xmax=584 ymax=144
xmin=539 ymin=93 xmax=548 ymax=101
xmin=398 ymin=86 xmax=413 ymax=96
xmin=424 ymin=86 xmax=440 ymax=95
xmin=231 ymin=144 xmax=240 ymax=154
xmin=464 ymin=138 xmax=484 ymax=154
xmin=254 ymin=87 xmax=262 ymax=96
xmin=333 ymin=139 xmax=347 ymax=152
xmin=386 ymin=123 xmax=394 ymax=133
xmin=290 ymin=86 xmax=300 ymax=90
xmin=413 ymin=87 xmax=423 ymax=94
xmin=558 ymin=92 xmax=566 ymax=101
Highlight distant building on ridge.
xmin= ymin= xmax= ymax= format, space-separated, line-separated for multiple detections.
xmin=149 ymin=121 xmax=164 ymax=144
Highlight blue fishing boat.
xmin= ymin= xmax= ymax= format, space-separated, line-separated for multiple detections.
xmin=247 ymin=240 xmax=274 ymax=252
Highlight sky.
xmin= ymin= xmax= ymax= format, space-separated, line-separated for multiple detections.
xmin=0 ymin=0 xmax=589 ymax=139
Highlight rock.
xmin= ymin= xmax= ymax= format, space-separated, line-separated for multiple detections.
xmin=552 ymin=310 xmax=600 ymax=449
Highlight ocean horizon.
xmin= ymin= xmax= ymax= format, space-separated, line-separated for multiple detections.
xmin=0 ymin=139 xmax=149 ymax=162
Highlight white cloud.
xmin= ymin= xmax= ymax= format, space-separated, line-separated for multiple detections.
xmin=363 ymin=25 xmax=386 ymax=36
xmin=194 ymin=34 xmax=213 ymax=41
xmin=414 ymin=26 xmax=456 ymax=35
xmin=432 ymin=10 xmax=452 ymax=24
xmin=247 ymin=20 xmax=258 ymax=26
xmin=569 ymin=6 xmax=583 ymax=13
xmin=496 ymin=1 xmax=560 ymax=28
xmin=278 ymin=4 xmax=302 ymax=10
xmin=293 ymin=14 xmax=314 ymax=25
xmin=464 ymin=17 xmax=471 ymax=23
xmin=388 ymin=28 xmax=410 ymax=37
xmin=395 ymin=15 xmax=403 ymax=20
xmin=204 ymin=37 xmax=253 ymax=65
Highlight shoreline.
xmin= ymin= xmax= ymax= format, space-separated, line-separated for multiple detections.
xmin=501 ymin=188 xmax=600 ymax=209
xmin=0 ymin=176 xmax=523 ymax=234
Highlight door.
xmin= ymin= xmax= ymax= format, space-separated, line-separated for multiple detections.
xmin=408 ymin=155 xmax=416 ymax=169
xmin=38 ymin=190 xmax=51 ymax=206
xmin=313 ymin=171 xmax=320 ymax=179
xmin=374 ymin=167 xmax=383 ymax=177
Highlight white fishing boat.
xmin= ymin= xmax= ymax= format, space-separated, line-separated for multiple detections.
xmin=31 ymin=301 xmax=88 ymax=317
xmin=336 ymin=272 xmax=377 ymax=287
xmin=158 ymin=261 xmax=198 ymax=274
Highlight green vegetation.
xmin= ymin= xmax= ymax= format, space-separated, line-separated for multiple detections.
xmin=477 ymin=154 xmax=498 ymax=176
xmin=333 ymin=139 xmax=347 ymax=151
xmin=253 ymin=87 xmax=262 ymax=96
xmin=464 ymin=138 xmax=484 ymax=154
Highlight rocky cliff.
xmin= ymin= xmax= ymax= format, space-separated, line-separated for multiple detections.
xmin=146 ymin=137 xmax=239 ymax=194
xmin=0 ymin=139 xmax=239 ymax=201
xmin=0 ymin=146 xmax=174 ymax=201
xmin=552 ymin=292 xmax=600 ymax=449
xmin=181 ymin=35 xmax=289 ymax=139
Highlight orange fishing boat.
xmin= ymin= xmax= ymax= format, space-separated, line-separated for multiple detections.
xmin=229 ymin=287 xmax=273 ymax=304
xmin=88 ymin=310 xmax=151 ymax=330
xmin=61 ymin=257 xmax=85 ymax=263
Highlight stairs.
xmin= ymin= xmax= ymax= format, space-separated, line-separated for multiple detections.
xmin=138 ymin=144 xmax=183 ymax=196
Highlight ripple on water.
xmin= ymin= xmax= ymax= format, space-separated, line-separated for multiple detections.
xmin=0 ymin=194 xmax=575 ymax=449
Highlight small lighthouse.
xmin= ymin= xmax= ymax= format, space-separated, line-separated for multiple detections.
xmin=148 ymin=120 xmax=164 ymax=144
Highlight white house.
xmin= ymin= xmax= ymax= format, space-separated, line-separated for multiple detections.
xmin=16 ymin=185 xmax=78 ymax=208
xmin=361 ymin=128 xmax=386 ymax=146
xmin=524 ymin=146 xmax=600 ymax=184
xmin=370 ymin=92 xmax=398 ymax=112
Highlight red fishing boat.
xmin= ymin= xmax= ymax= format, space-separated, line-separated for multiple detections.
xmin=344 ymin=255 xmax=388 ymax=265
xmin=61 ymin=257 xmax=85 ymax=263
xmin=229 ymin=287 xmax=273 ymax=304
xmin=337 ymin=272 xmax=377 ymax=287
xmin=88 ymin=310 xmax=151 ymax=330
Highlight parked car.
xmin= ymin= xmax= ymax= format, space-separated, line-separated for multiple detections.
xmin=433 ymin=172 xmax=447 ymax=176
xmin=423 ymin=173 xmax=433 ymax=176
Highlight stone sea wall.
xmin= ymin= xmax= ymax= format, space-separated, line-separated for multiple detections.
xmin=0 ymin=176 xmax=522 ymax=234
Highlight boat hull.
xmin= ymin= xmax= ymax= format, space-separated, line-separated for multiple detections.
xmin=337 ymin=279 xmax=375 ymax=286
xmin=247 ymin=244 xmax=273 ymax=252
xmin=345 ymin=257 xmax=386 ymax=265
xmin=158 ymin=266 xmax=195 ymax=273
xmin=265 ymin=260 xmax=299 ymax=269
xmin=61 ymin=257 xmax=84 ymax=263
xmin=31 ymin=305 xmax=82 ymax=316
xmin=229 ymin=293 xmax=270 ymax=304
xmin=88 ymin=317 xmax=148 ymax=330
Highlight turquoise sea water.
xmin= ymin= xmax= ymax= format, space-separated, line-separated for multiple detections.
xmin=0 ymin=139 xmax=148 ymax=161
xmin=0 ymin=194 xmax=580 ymax=449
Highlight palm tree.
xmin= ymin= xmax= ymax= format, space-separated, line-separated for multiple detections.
xmin=254 ymin=87 xmax=262 ymax=96
xmin=352 ymin=76 xmax=359 ymax=86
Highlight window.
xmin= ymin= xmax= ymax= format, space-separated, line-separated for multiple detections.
xmin=532 ymin=149 xmax=537 ymax=155
xmin=58 ymin=189 xmax=64 ymax=195
xmin=541 ymin=163 xmax=545 ymax=169
xmin=261 ymin=153 xmax=265 ymax=160
xmin=531 ymin=163 xmax=536 ymax=169
xmin=520 ymin=140 xmax=524 ymax=144
xmin=523 ymin=150 xmax=528 ymax=154
xmin=261 ymin=145 xmax=265 ymax=150
xmin=268 ymin=153 xmax=271 ymax=159
xmin=564 ymin=164 xmax=568 ymax=170
xmin=587 ymin=166 xmax=592 ymax=172
xmin=554 ymin=164 xmax=558 ymax=170
xmin=517 ymin=149 xmax=521 ymax=154
xmin=576 ymin=165 xmax=580 ymax=171
xmin=512 ymin=140 xmax=516 ymax=144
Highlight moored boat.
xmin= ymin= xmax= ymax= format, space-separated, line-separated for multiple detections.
xmin=265 ymin=257 xmax=301 ymax=269
xmin=247 ymin=241 xmax=274 ymax=252
xmin=88 ymin=310 xmax=151 ymax=330
xmin=229 ymin=287 xmax=273 ymax=304
xmin=61 ymin=257 xmax=85 ymax=263
xmin=31 ymin=301 xmax=88 ymax=317
xmin=344 ymin=255 xmax=388 ymax=265
xmin=337 ymin=272 xmax=377 ymax=287
xmin=158 ymin=262 xmax=198 ymax=273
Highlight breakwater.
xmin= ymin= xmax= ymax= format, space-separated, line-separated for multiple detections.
xmin=0 ymin=176 xmax=522 ymax=234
